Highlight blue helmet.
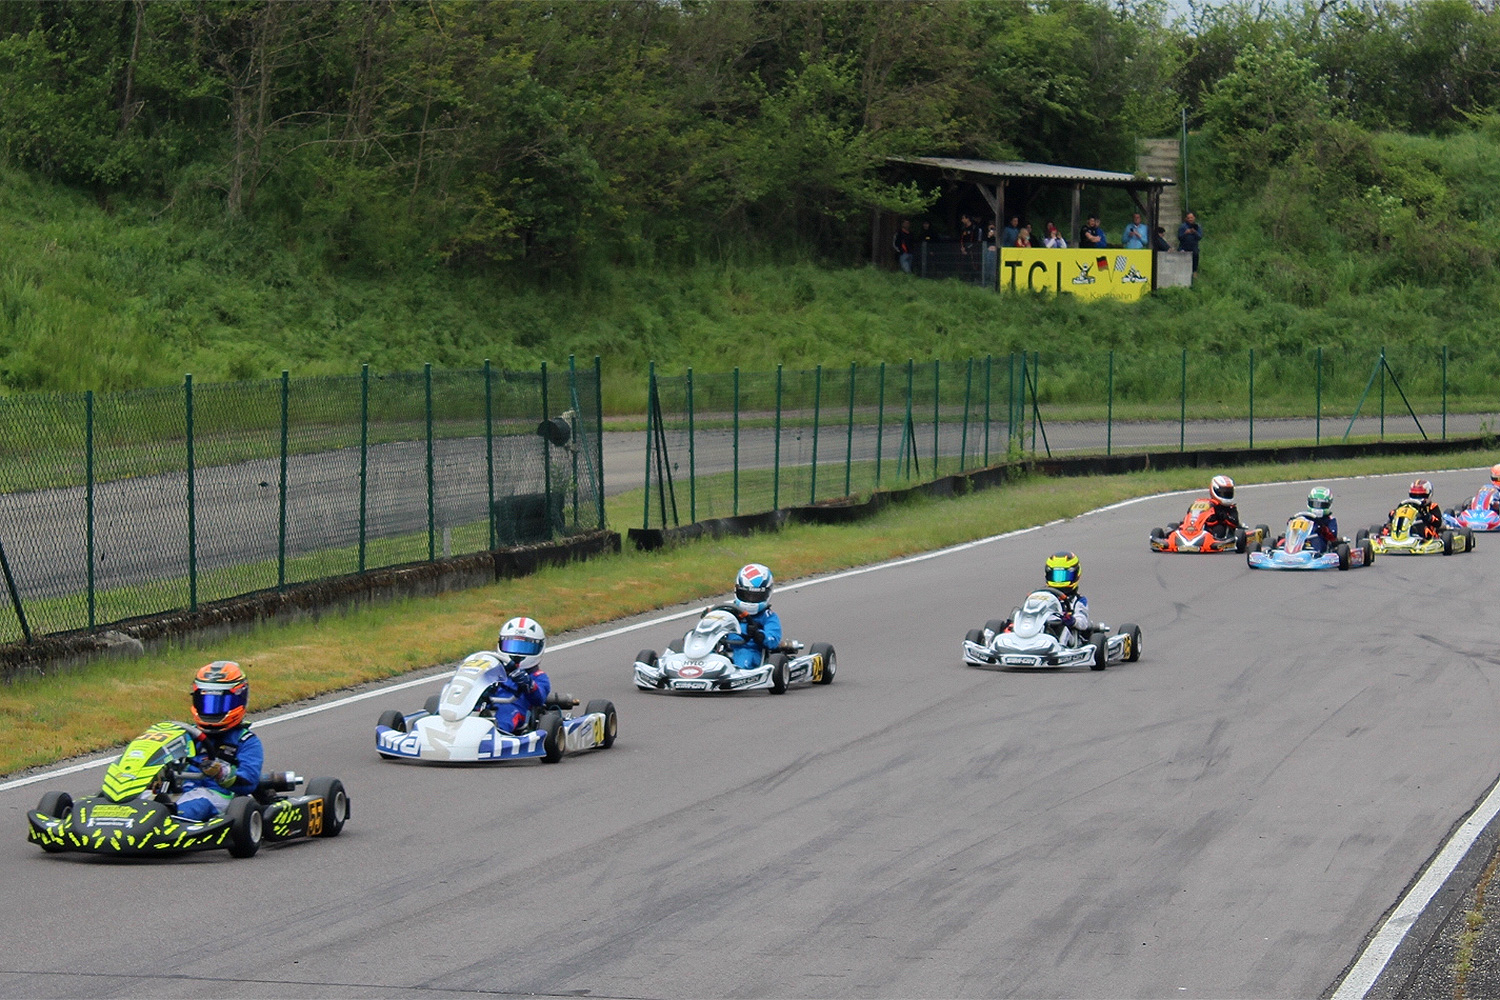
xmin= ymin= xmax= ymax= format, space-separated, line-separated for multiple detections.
xmin=734 ymin=563 xmax=773 ymax=615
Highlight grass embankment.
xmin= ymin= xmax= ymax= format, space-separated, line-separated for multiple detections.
xmin=3 ymin=450 xmax=1493 ymax=778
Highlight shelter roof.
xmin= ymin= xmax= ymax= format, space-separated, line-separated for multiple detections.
xmin=891 ymin=156 xmax=1175 ymax=189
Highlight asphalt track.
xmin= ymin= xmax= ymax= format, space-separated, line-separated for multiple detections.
xmin=3 ymin=467 xmax=1500 ymax=998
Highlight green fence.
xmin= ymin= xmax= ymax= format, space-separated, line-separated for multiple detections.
xmin=641 ymin=346 xmax=1497 ymax=529
xmin=0 ymin=359 xmax=605 ymax=644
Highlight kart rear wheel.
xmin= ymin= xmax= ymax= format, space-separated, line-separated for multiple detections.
xmin=634 ymin=649 xmax=657 ymax=668
xmin=768 ymin=653 xmax=790 ymax=695
xmin=305 ymin=777 xmax=348 ymax=837
xmin=1337 ymin=543 xmax=1352 ymax=571
xmin=584 ymin=700 xmax=618 ymax=748
xmin=35 ymin=791 xmax=72 ymax=853
xmin=1355 ymin=528 xmax=1369 ymax=544
xmin=1118 ymin=624 xmax=1143 ymax=662
xmin=1234 ymin=528 xmax=1248 ymax=553
xmin=538 ymin=712 xmax=565 ymax=763
xmin=1465 ymin=528 xmax=1476 ymax=551
xmin=1442 ymin=530 xmax=1455 ymax=555
xmin=377 ymin=709 xmax=406 ymax=733
xmin=226 ymin=796 xmax=263 ymax=858
xmin=809 ymin=642 xmax=836 ymax=685
xmin=1363 ymin=540 xmax=1375 ymax=566
xmin=1090 ymin=638 xmax=1108 ymax=671
xmin=984 ymin=618 xmax=1010 ymax=638
xmin=423 ymin=694 xmax=442 ymax=717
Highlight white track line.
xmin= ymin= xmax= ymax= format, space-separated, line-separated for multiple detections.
xmin=8 ymin=459 xmax=1494 ymax=994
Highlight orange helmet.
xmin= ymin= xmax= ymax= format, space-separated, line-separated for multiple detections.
xmin=191 ymin=661 xmax=249 ymax=733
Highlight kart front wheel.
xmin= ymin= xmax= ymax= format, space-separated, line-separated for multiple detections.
xmin=1234 ymin=528 xmax=1248 ymax=553
xmin=1090 ymin=638 xmax=1108 ymax=671
xmin=1355 ymin=528 xmax=1369 ymax=544
xmin=768 ymin=653 xmax=790 ymax=695
xmin=423 ymin=694 xmax=442 ymax=717
xmin=538 ymin=712 xmax=565 ymax=763
xmin=634 ymin=649 xmax=657 ymax=668
xmin=584 ymin=700 xmax=618 ymax=748
xmin=964 ymin=628 xmax=984 ymax=647
xmin=810 ymin=642 xmax=836 ymax=685
xmin=36 ymin=791 xmax=72 ymax=853
xmin=306 ymin=777 xmax=349 ymax=837
xmin=377 ymin=709 xmax=406 ymax=733
xmin=1118 ymin=624 xmax=1143 ymax=662
xmin=984 ymin=618 xmax=1010 ymax=638
xmin=226 ymin=796 xmax=263 ymax=858
xmin=1337 ymin=543 xmax=1352 ymax=571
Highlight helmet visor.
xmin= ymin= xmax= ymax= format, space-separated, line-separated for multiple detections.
xmin=193 ymin=688 xmax=245 ymax=719
xmin=1215 ymin=484 xmax=1234 ymax=500
xmin=1308 ymin=498 xmax=1331 ymax=513
xmin=1045 ymin=566 xmax=1076 ymax=586
xmin=499 ymin=637 xmax=544 ymax=658
xmin=735 ymin=584 xmax=771 ymax=605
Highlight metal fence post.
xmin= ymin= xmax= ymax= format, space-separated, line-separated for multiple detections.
xmin=1315 ymin=347 xmax=1322 ymax=446
xmin=845 ymin=362 xmax=855 ymax=497
xmin=903 ymin=359 xmax=914 ymax=479
xmin=1179 ymin=349 xmax=1186 ymax=452
xmin=485 ymin=360 xmax=495 ymax=548
xmin=594 ymin=355 xmax=606 ymax=530
xmin=643 ymin=362 xmax=654 ymax=529
xmin=186 ymin=373 xmax=197 ymax=612
xmin=1030 ymin=352 xmax=1039 ymax=453
xmin=1442 ymin=345 xmax=1448 ymax=440
xmin=540 ymin=361 xmax=552 ymax=536
xmin=983 ymin=354 xmax=992 ymax=466
xmin=959 ymin=357 xmax=973 ymax=472
xmin=359 ymin=364 xmax=369 ymax=573
xmin=568 ymin=356 xmax=580 ymax=529
xmin=1380 ymin=346 xmax=1386 ymax=440
xmin=932 ymin=359 xmax=940 ymax=478
xmin=278 ymin=370 xmax=289 ymax=591
xmin=686 ymin=367 xmax=696 ymax=523
xmin=1008 ymin=352 xmax=1017 ymax=451
xmin=1248 ymin=348 xmax=1255 ymax=450
xmin=0 ymin=537 xmax=30 ymax=643
xmin=425 ymin=362 xmax=435 ymax=562
xmin=85 ymin=390 xmax=95 ymax=628
xmin=773 ymin=364 xmax=783 ymax=510
xmin=875 ymin=362 xmax=886 ymax=488
xmin=810 ymin=364 xmax=822 ymax=505
xmin=1106 ymin=350 xmax=1114 ymax=457
xmin=732 ymin=367 xmax=740 ymax=515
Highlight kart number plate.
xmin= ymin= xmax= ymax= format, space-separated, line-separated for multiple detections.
xmin=1001 ymin=655 xmax=1042 ymax=666
xmin=675 ymin=680 xmax=709 ymax=691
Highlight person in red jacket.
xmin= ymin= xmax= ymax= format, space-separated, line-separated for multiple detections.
xmin=1202 ymin=475 xmax=1242 ymax=540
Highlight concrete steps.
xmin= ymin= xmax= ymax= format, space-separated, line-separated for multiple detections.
xmin=1138 ymin=138 xmax=1181 ymax=230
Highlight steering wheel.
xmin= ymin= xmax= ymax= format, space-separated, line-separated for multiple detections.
xmin=704 ymin=603 xmax=741 ymax=618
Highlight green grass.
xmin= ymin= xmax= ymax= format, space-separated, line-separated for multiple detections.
xmin=3 ymin=448 xmax=1494 ymax=778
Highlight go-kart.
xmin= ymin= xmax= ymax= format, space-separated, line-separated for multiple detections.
xmin=962 ymin=590 xmax=1141 ymax=671
xmin=633 ymin=606 xmax=835 ymax=694
xmin=1445 ymin=486 xmax=1500 ymax=532
xmin=27 ymin=720 xmax=348 ymax=858
xmin=1247 ymin=515 xmax=1374 ymax=570
xmin=1364 ymin=502 xmax=1474 ymax=556
xmin=1150 ymin=499 xmax=1269 ymax=553
xmin=376 ymin=652 xmax=616 ymax=763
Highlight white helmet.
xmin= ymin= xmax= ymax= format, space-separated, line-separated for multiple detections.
xmin=497 ymin=616 xmax=545 ymax=671
xmin=734 ymin=563 xmax=773 ymax=615
xmin=1209 ymin=475 xmax=1235 ymax=505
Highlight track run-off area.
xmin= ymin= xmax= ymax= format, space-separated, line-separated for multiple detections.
xmin=2 ymin=467 xmax=1498 ymax=998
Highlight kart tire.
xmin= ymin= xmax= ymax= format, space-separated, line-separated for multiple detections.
xmin=584 ymin=700 xmax=618 ymax=748
xmin=1256 ymin=524 xmax=1270 ymax=543
xmin=1337 ymin=543 xmax=1351 ymax=571
xmin=768 ymin=653 xmax=790 ymax=695
xmin=809 ymin=642 xmax=836 ymax=685
xmin=377 ymin=709 xmax=406 ymax=733
xmin=666 ymin=638 xmax=684 ymax=654
xmin=1090 ymin=638 xmax=1108 ymax=671
xmin=423 ymin=694 xmax=442 ymax=717
xmin=306 ymin=777 xmax=348 ymax=837
xmin=1442 ymin=530 xmax=1455 ymax=555
xmin=1234 ymin=528 xmax=1248 ymax=553
xmin=538 ymin=712 xmax=565 ymax=763
xmin=226 ymin=796 xmax=263 ymax=858
xmin=35 ymin=791 xmax=72 ymax=853
xmin=984 ymin=618 xmax=1010 ymax=638
xmin=1355 ymin=528 xmax=1368 ymax=544
xmin=1465 ymin=528 xmax=1476 ymax=552
xmin=1363 ymin=540 xmax=1375 ymax=566
xmin=965 ymin=628 xmax=984 ymax=647
xmin=1118 ymin=624 xmax=1142 ymax=662
xmin=1149 ymin=527 xmax=1165 ymax=542
xmin=634 ymin=649 xmax=657 ymax=668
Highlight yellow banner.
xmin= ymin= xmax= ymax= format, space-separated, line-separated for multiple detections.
xmin=999 ymin=249 xmax=1153 ymax=301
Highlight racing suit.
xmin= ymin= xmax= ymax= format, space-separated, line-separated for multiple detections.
xmin=1203 ymin=499 xmax=1242 ymax=539
xmin=1297 ymin=512 xmax=1339 ymax=553
xmin=178 ymin=725 xmax=264 ymax=821
xmin=1045 ymin=587 xmax=1091 ymax=645
xmin=489 ymin=666 xmax=551 ymax=734
xmin=1392 ymin=499 xmax=1443 ymax=539
xmin=727 ymin=607 xmax=783 ymax=671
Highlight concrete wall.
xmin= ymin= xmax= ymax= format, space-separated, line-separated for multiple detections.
xmin=1156 ymin=250 xmax=1194 ymax=288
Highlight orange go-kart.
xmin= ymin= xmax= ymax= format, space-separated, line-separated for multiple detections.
xmin=1150 ymin=499 xmax=1269 ymax=554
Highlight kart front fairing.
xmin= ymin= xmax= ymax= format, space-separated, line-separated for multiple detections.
xmin=634 ymin=609 xmax=778 ymax=692
xmin=1248 ymin=516 xmax=1362 ymax=570
xmin=1447 ymin=487 xmax=1500 ymax=531
xmin=964 ymin=591 xmax=1100 ymax=668
xmin=376 ymin=652 xmax=555 ymax=762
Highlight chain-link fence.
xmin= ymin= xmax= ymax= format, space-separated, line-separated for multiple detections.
xmin=641 ymin=347 xmax=1498 ymax=529
xmin=0 ymin=359 xmax=605 ymax=643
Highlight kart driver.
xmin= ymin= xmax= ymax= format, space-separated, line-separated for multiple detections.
xmin=1392 ymin=479 xmax=1443 ymax=539
xmin=491 ymin=617 xmax=552 ymax=733
xmin=1042 ymin=551 xmax=1091 ymax=644
xmin=1477 ymin=465 xmax=1500 ymax=513
xmin=725 ymin=563 xmax=783 ymax=670
xmin=1203 ymin=475 xmax=1242 ymax=539
xmin=178 ymin=661 xmax=264 ymax=821
xmin=1292 ymin=486 xmax=1340 ymax=553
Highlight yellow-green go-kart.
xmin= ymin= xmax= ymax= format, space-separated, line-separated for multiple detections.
xmin=27 ymin=721 xmax=349 ymax=859
xmin=1363 ymin=502 xmax=1476 ymax=557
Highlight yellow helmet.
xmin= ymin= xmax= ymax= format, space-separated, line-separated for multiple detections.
xmin=1044 ymin=551 xmax=1081 ymax=593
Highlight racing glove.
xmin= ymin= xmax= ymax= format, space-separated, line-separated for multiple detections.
xmin=510 ymin=672 xmax=534 ymax=694
xmin=199 ymin=758 xmax=237 ymax=788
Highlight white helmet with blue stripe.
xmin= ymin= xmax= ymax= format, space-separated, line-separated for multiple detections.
xmin=734 ymin=563 xmax=774 ymax=615
xmin=497 ymin=616 xmax=546 ymax=670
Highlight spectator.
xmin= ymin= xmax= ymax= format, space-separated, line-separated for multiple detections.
xmin=893 ymin=219 xmax=915 ymax=274
xmin=1042 ymin=222 xmax=1067 ymax=248
xmin=1177 ymin=212 xmax=1203 ymax=272
xmin=958 ymin=213 xmax=978 ymax=258
xmin=1015 ymin=224 xmax=1033 ymax=248
xmin=1000 ymin=215 xmax=1020 ymax=248
xmin=1080 ymin=216 xmax=1107 ymax=250
xmin=1152 ymin=225 xmax=1171 ymax=251
xmin=920 ymin=220 xmax=936 ymax=245
xmin=1123 ymin=213 xmax=1147 ymax=249
xmin=985 ymin=222 xmax=998 ymax=250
